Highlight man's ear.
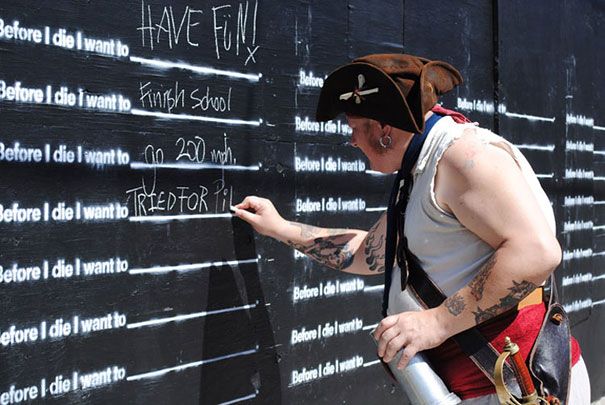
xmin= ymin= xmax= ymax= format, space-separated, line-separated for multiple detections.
xmin=380 ymin=123 xmax=393 ymax=137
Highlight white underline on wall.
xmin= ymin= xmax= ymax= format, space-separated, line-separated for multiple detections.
xmin=362 ymin=359 xmax=382 ymax=367
xmin=365 ymin=170 xmax=391 ymax=176
xmin=365 ymin=207 xmax=387 ymax=212
xmin=218 ymin=391 xmax=259 ymax=405
xmin=129 ymin=258 xmax=259 ymax=275
xmin=126 ymin=302 xmax=258 ymax=329
xmin=130 ymin=56 xmax=262 ymax=82
xmin=503 ymin=112 xmax=556 ymax=122
xmin=594 ymin=177 xmax=605 ymax=181
xmin=126 ymin=347 xmax=258 ymax=381
xmin=536 ymin=173 xmax=555 ymax=179
xmin=594 ymin=225 xmax=605 ymax=231
xmin=594 ymin=151 xmax=605 ymax=156
xmin=594 ymin=125 xmax=605 ymax=131
xmin=129 ymin=213 xmax=234 ymax=222
xmin=130 ymin=162 xmax=261 ymax=171
xmin=363 ymin=285 xmax=384 ymax=293
xmin=595 ymin=201 xmax=605 ymax=205
xmin=592 ymin=274 xmax=605 ymax=281
xmin=593 ymin=298 xmax=605 ymax=307
xmin=513 ymin=143 xmax=556 ymax=152
xmin=592 ymin=251 xmax=605 ymax=256
xmin=131 ymin=109 xmax=262 ymax=127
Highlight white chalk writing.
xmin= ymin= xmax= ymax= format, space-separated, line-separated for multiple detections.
xmin=0 ymin=19 xmax=128 ymax=57
xmin=566 ymin=113 xmax=594 ymax=127
xmin=292 ymin=279 xmax=365 ymax=303
xmin=456 ymin=97 xmax=506 ymax=114
xmin=564 ymin=195 xmax=594 ymax=207
xmin=294 ymin=156 xmax=366 ymax=173
xmin=565 ymin=140 xmax=594 ymax=152
xmin=295 ymin=116 xmax=352 ymax=135
xmin=563 ymin=248 xmax=592 ymax=261
xmin=564 ymin=169 xmax=593 ymax=179
xmin=0 ymin=81 xmax=131 ymax=112
xmin=0 ymin=313 xmax=126 ymax=347
xmin=295 ymin=197 xmax=366 ymax=213
xmin=563 ymin=220 xmax=593 ymax=232
xmin=290 ymin=317 xmax=364 ymax=346
xmin=138 ymin=1 xmax=260 ymax=65
xmin=298 ymin=70 xmax=324 ymax=88
xmin=0 ymin=258 xmax=127 ymax=285
xmin=0 ymin=202 xmax=128 ymax=224
xmin=138 ymin=81 xmax=231 ymax=114
xmin=290 ymin=355 xmax=364 ymax=386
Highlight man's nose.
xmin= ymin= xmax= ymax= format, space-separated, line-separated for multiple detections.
xmin=349 ymin=132 xmax=359 ymax=147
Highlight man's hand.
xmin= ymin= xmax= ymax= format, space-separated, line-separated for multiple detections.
xmin=373 ymin=308 xmax=449 ymax=369
xmin=233 ymin=196 xmax=289 ymax=239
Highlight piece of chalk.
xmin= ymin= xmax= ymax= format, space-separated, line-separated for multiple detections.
xmin=229 ymin=205 xmax=238 ymax=212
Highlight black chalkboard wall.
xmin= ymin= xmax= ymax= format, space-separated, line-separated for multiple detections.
xmin=0 ymin=1 xmax=603 ymax=404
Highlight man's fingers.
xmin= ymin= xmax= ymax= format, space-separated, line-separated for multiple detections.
xmin=235 ymin=196 xmax=259 ymax=210
xmin=233 ymin=206 xmax=259 ymax=224
xmin=373 ymin=315 xmax=399 ymax=341
xmin=396 ymin=346 xmax=417 ymax=370
xmin=377 ymin=326 xmax=400 ymax=357
xmin=383 ymin=335 xmax=408 ymax=363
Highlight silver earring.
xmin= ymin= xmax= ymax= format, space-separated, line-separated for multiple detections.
xmin=379 ymin=134 xmax=392 ymax=148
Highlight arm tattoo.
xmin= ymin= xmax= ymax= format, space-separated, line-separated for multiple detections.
xmin=287 ymin=235 xmax=355 ymax=271
xmin=288 ymin=221 xmax=322 ymax=239
xmin=472 ymin=279 xmax=538 ymax=324
xmin=364 ymin=220 xmax=385 ymax=273
xmin=288 ymin=221 xmax=349 ymax=239
xmin=468 ymin=254 xmax=497 ymax=301
xmin=444 ymin=292 xmax=466 ymax=316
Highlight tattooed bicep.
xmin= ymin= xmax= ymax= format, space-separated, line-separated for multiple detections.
xmin=364 ymin=214 xmax=387 ymax=273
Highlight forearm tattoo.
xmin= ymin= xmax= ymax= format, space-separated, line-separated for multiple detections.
xmin=444 ymin=292 xmax=466 ymax=316
xmin=472 ymin=279 xmax=538 ymax=324
xmin=364 ymin=220 xmax=385 ymax=273
xmin=287 ymin=235 xmax=355 ymax=271
xmin=468 ymin=254 xmax=497 ymax=301
xmin=288 ymin=221 xmax=347 ymax=239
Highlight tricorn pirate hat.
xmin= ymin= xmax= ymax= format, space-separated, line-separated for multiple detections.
xmin=316 ymin=54 xmax=463 ymax=133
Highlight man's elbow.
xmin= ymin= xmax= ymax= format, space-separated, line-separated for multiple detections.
xmin=532 ymin=235 xmax=562 ymax=277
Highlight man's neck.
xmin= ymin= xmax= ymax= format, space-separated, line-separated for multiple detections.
xmin=395 ymin=110 xmax=435 ymax=166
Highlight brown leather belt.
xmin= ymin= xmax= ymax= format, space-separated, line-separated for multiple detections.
xmin=517 ymin=287 xmax=543 ymax=310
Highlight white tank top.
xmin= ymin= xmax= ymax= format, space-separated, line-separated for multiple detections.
xmin=387 ymin=116 xmax=555 ymax=315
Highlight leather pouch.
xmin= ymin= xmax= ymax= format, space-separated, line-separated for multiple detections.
xmin=529 ymin=302 xmax=572 ymax=404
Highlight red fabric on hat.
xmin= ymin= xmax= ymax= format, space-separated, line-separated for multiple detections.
xmin=426 ymin=303 xmax=581 ymax=400
xmin=431 ymin=104 xmax=473 ymax=124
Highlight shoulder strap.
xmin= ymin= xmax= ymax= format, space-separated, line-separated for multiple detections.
xmin=383 ymin=113 xmax=443 ymax=316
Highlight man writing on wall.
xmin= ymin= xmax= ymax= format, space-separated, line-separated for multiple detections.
xmin=233 ymin=54 xmax=589 ymax=403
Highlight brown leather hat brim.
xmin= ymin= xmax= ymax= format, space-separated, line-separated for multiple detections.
xmin=315 ymin=62 xmax=424 ymax=133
